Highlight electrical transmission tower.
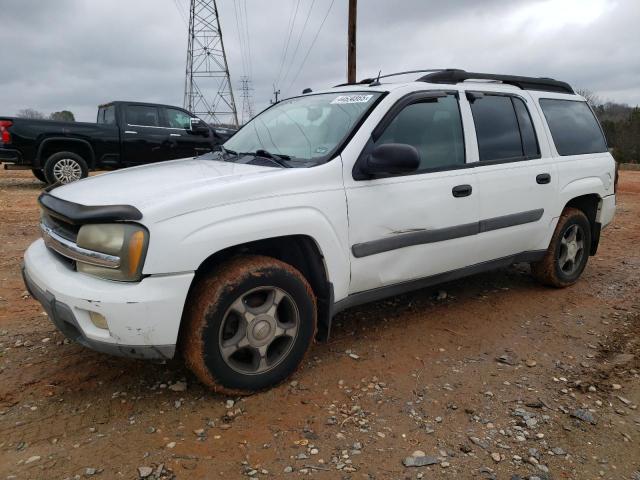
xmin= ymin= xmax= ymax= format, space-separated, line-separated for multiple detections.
xmin=183 ymin=0 xmax=239 ymax=127
xmin=239 ymin=76 xmax=254 ymax=125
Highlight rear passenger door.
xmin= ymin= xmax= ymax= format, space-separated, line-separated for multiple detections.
xmin=466 ymin=91 xmax=558 ymax=262
xmin=163 ymin=107 xmax=215 ymax=159
xmin=122 ymin=104 xmax=169 ymax=165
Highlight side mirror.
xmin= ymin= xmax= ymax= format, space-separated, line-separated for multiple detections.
xmin=190 ymin=118 xmax=210 ymax=135
xmin=362 ymin=143 xmax=420 ymax=176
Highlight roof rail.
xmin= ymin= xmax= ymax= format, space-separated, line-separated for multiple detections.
xmin=334 ymin=69 xmax=447 ymax=88
xmin=417 ymin=69 xmax=574 ymax=94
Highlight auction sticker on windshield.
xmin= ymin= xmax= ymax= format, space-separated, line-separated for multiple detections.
xmin=331 ymin=94 xmax=374 ymax=104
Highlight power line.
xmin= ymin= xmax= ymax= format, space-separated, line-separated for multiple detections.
xmin=280 ymin=0 xmax=316 ymax=88
xmin=274 ymin=0 xmax=301 ymax=88
xmin=233 ymin=0 xmax=250 ymax=78
xmin=285 ymin=0 xmax=336 ymax=95
xmin=242 ymin=0 xmax=253 ymax=79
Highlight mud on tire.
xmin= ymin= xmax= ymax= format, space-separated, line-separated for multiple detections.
xmin=531 ymin=207 xmax=592 ymax=288
xmin=180 ymin=255 xmax=317 ymax=395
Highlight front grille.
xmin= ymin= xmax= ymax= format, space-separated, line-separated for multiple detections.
xmin=41 ymin=212 xmax=79 ymax=243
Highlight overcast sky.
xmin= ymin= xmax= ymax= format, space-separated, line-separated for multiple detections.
xmin=0 ymin=0 xmax=638 ymax=123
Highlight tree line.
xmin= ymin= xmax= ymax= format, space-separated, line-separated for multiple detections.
xmin=16 ymin=108 xmax=75 ymax=122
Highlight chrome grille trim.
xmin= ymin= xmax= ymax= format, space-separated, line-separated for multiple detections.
xmin=40 ymin=223 xmax=120 ymax=269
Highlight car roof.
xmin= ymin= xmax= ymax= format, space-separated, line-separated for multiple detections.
xmin=298 ymin=69 xmax=581 ymax=100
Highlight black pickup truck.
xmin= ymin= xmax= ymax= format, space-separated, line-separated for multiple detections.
xmin=0 ymin=101 xmax=235 ymax=184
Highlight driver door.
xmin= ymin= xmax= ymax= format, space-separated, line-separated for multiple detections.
xmin=344 ymin=92 xmax=481 ymax=294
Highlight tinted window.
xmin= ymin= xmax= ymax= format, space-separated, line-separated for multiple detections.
xmin=470 ymin=95 xmax=523 ymax=161
xmin=166 ymin=108 xmax=192 ymax=129
xmin=376 ymin=95 xmax=465 ymax=171
xmin=126 ymin=105 xmax=160 ymax=127
xmin=513 ymin=98 xmax=539 ymax=158
xmin=103 ymin=106 xmax=116 ymax=125
xmin=539 ymin=99 xmax=607 ymax=156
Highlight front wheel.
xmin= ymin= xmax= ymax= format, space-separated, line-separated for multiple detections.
xmin=31 ymin=169 xmax=47 ymax=183
xmin=43 ymin=151 xmax=89 ymax=185
xmin=181 ymin=255 xmax=317 ymax=394
xmin=531 ymin=207 xmax=591 ymax=287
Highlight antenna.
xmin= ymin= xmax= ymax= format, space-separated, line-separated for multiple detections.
xmin=183 ymin=0 xmax=239 ymax=127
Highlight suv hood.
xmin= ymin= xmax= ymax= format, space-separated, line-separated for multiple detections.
xmin=50 ymin=158 xmax=279 ymax=221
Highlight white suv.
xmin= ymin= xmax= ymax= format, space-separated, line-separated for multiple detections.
xmin=23 ymin=69 xmax=616 ymax=393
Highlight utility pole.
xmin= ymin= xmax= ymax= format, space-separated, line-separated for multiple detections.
xmin=271 ymin=86 xmax=281 ymax=105
xmin=347 ymin=0 xmax=357 ymax=83
xmin=183 ymin=0 xmax=239 ymax=127
xmin=239 ymin=76 xmax=254 ymax=124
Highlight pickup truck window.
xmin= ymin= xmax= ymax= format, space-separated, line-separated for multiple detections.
xmin=101 ymin=106 xmax=116 ymax=125
xmin=375 ymin=95 xmax=465 ymax=171
xmin=223 ymin=92 xmax=383 ymax=162
xmin=539 ymin=99 xmax=607 ymax=156
xmin=126 ymin=105 xmax=160 ymax=127
xmin=165 ymin=108 xmax=192 ymax=129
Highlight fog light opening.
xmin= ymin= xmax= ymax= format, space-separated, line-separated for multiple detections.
xmin=89 ymin=311 xmax=109 ymax=330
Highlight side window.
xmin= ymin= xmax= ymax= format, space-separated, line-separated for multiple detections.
xmin=470 ymin=95 xmax=524 ymax=161
xmin=165 ymin=108 xmax=192 ymax=129
xmin=103 ymin=106 xmax=116 ymax=126
xmin=126 ymin=105 xmax=160 ymax=127
xmin=375 ymin=95 xmax=465 ymax=171
xmin=539 ymin=99 xmax=607 ymax=156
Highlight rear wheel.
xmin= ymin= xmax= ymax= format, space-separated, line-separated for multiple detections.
xmin=43 ymin=152 xmax=88 ymax=185
xmin=531 ymin=207 xmax=591 ymax=287
xmin=31 ymin=169 xmax=46 ymax=183
xmin=181 ymin=255 xmax=316 ymax=394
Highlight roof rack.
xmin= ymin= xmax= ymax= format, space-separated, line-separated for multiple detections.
xmin=334 ymin=69 xmax=446 ymax=88
xmin=417 ymin=69 xmax=574 ymax=94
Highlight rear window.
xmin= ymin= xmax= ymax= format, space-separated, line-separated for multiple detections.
xmin=97 ymin=105 xmax=116 ymax=125
xmin=539 ymin=99 xmax=607 ymax=156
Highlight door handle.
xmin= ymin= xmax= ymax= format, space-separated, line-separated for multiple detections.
xmin=124 ymin=130 xmax=138 ymax=134
xmin=170 ymin=133 xmax=181 ymax=137
xmin=452 ymin=184 xmax=472 ymax=197
xmin=536 ymin=173 xmax=551 ymax=184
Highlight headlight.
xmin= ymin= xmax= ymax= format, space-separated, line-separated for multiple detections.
xmin=76 ymin=224 xmax=149 ymax=282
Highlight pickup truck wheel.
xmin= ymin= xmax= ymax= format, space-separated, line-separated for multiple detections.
xmin=44 ymin=152 xmax=88 ymax=185
xmin=31 ymin=169 xmax=47 ymax=183
xmin=181 ymin=255 xmax=317 ymax=394
xmin=531 ymin=207 xmax=591 ymax=288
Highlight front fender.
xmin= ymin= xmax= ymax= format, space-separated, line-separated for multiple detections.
xmin=142 ymin=204 xmax=351 ymax=301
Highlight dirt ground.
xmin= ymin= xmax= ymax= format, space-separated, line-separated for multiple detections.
xmin=0 ymin=169 xmax=638 ymax=480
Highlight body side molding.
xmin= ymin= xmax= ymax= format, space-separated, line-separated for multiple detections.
xmin=351 ymin=209 xmax=544 ymax=258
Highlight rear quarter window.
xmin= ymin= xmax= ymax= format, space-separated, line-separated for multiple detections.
xmin=539 ymin=99 xmax=607 ymax=156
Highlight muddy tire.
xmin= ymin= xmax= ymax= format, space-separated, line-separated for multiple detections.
xmin=43 ymin=152 xmax=88 ymax=185
xmin=531 ymin=207 xmax=591 ymax=288
xmin=31 ymin=169 xmax=47 ymax=183
xmin=181 ymin=255 xmax=317 ymax=394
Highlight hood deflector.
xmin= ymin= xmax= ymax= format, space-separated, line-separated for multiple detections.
xmin=38 ymin=192 xmax=142 ymax=225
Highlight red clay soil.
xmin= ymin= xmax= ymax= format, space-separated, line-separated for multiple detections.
xmin=0 ymin=169 xmax=638 ymax=479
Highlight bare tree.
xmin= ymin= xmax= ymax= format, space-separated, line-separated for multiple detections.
xmin=576 ymin=88 xmax=602 ymax=107
xmin=49 ymin=110 xmax=75 ymax=122
xmin=16 ymin=108 xmax=45 ymax=119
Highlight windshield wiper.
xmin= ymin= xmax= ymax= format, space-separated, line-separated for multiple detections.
xmin=251 ymin=149 xmax=291 ymax=168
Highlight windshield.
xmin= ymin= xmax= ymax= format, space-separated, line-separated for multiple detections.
xmin=223 ymin=92 xmax=382 ymax=163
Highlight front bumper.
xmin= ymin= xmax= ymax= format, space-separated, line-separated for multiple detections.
xmin=23 ymin=239 xmax=194 ymax=359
